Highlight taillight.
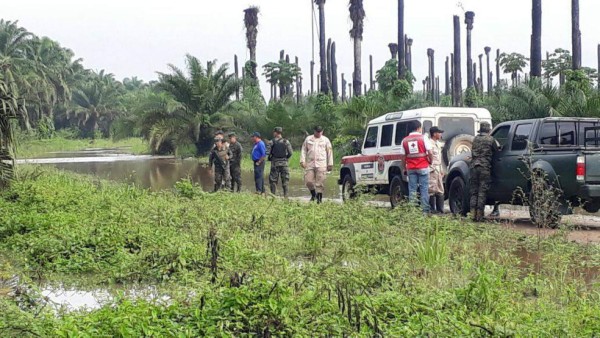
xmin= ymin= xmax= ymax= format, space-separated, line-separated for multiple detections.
xmin=576 ymin=156 xmax=585 ymax=182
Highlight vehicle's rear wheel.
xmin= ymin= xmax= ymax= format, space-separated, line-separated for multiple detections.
xmin=449 ymin=176 xmax=469 ymax=216
xmin=583 ymin=199 xmax=600 ymax=213
xmin=443 ymin=134 xmax=475 ymax=165
xmin=389 ymin=175 xmax=407 ymax=208
xmin=341 ymin=174 xmax=356 ymax=202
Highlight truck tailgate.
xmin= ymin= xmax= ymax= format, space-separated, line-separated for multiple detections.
xmin=585 ymin=153 xmax=600 ymax=183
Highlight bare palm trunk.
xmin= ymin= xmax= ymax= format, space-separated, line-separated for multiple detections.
xmin=445 ymin=56 xmax=450 ymax=96
xmin=310 ymin=61 xmax=315 ymax=95
xmin=572 ymin=0 xmax=582 ymax=70
xmin=531 ymin=0 xmax=542 ymax=77
xmin=342 ymin=73 xmax=347 ymax=101
xmin=369 ymin=55 xmax=374 ymax=91
xmin=327 ymin=39 xmax=332 ymax=89
xmin=453 ymin=16 xmax=463 ymax=106
xmin=496 ymin=49 xmax=501 ymax=88
xmin=295 ymin=56 xmax=301 ymax=103
xmin=427 ymin=48 xmax=435 ymax=101
xmin=406 ymin=38 xmax=413 ymax=72
xmin=485 ymin=47 xmax=491 ymax=94
xmin=315 ymin=0 xmax=329 ymax=93
xmin=331 ymin=42 xmax=339 ymax=102
xmin=388 ymin=43 xmax=398 ymax=59
xmin=353 ymin=38 xmax=362 ymax=96
xmin=478 ymin=54 xmax=483 ymax=93
xmin=398 ymin=0 xmax=406 ymax=78
xmin=234 ymin=55 xmax=240 ymax=100
xmin=465 ymin=11 xmax=475 ymax=89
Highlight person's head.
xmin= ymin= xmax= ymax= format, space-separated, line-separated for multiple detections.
xmin=410 ymin=120 xmax=422 ymax=133
xmin=214 ymin=130 xmax=224 ymax=140
xmin=228 ymin=132 xmax=237 ymax=143
xmin=273 ymin=127 xmax=283 ymax=138
xmin=251 ymin=131 xmax=262 ymax=143
xmin=214 ymin=138 xmax=223 ymax=149
xmin=429 ymin=126 xmax=444 ymax=141
xmin=478 ymin=122 xmax=492 ymax=134
xmin=313 ymin=126 xmax=323 ymax=138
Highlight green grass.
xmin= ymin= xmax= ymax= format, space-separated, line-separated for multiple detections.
xmin=15 ymin=137 xmax=149 ymax=158
xmin=0 ymin=167 xmax=599 ymax=336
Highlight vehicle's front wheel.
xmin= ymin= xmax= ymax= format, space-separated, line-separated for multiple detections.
xmin=449 ymin=176 xmax=469 ymax=216
xmin=389 ymin=175 xmax=407 ymax=208
xmin=341 ymin=174 xmax=357 ymax=202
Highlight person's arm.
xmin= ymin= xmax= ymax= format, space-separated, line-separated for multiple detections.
xmin=237 ymin=144 xmax=243 ymax=162
xmin=423 ymin=137 xmax=433 ymax=164
xmin=286 ymin=140 xmax=293 ymax=159
xmin=300 ymin=138 xmax=308 ymax=168
xmin=427 ymin=150 xmax=434 ymax=164
xmin=209 ymin=151 xmax=215 ymax=169
xmin=326 ymin=139 xmax=334 ymax=171
xmin=258 ymin=141 xmax=267 ymax=164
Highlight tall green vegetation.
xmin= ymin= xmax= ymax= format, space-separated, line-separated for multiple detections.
xmin=243 ymin=6 xmax=260 ymax=82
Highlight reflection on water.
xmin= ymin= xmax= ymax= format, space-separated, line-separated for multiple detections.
xmin=20 ymin=150 xmax=340 ymax=198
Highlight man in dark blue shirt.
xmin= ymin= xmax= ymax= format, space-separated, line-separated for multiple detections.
xmin=251 ymin=132 xmax=267 ymax=193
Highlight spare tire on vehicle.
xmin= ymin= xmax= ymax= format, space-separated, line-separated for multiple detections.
xmin=443 ymin=134 xmax=475 ymax=165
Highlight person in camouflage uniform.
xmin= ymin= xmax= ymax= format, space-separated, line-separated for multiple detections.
xmin=268 ymin=127 xmax=293 ymax=197
xmin=209 ymin=138 xmax=232 ymax=192
xmin=228 ymin=132 xmax=243 ymax=192
xmin=469 ymin=122 xmax=497 ymax=221
xmin=214 ymin=130 xmax=231 ymax=188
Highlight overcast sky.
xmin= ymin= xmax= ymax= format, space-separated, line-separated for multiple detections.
xmin=5 ymin=0 xmax=600 ymax=95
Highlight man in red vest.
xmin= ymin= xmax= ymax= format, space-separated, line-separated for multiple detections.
xmin=400 ymin=121 xmax=434 ymax=213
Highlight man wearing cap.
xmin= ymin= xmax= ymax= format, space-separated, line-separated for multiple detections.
xmin=214 ymin=130 xmax=231 ymax=188
xmin=300 ymin=126 xmax=333 ymax=203
xmin=228 ymin=132 xmax=243 ymax=192
xmin=470 ymin=122 xmax=497 ymax=221
xmin=209 ymin=138 xmax=232 ymax=192
xmin=251 ymin=132 xmax=267 ymax=194
xmin=268 ymin=127 xmax=293 ymax=197
xmin=428 ymin=126 xmax=445 ymax=213
xmin=400 ymin=121 xmax=434 ymax=213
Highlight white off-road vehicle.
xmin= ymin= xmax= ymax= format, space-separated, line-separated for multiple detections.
xmin=338 ymin=107 xmax=493 ymax=207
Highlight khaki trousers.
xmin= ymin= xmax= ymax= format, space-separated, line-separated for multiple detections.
xmin=304 ymin=168 xmax=327 ymax=193
xmin=429 ymin=169 xmax=445 ymax=195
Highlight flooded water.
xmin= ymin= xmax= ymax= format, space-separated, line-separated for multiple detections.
xmin=17 ymin=148 xmax=340 ymax=198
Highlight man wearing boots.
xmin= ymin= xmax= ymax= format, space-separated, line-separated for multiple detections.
xmin=428 ymin=127 xmax=445 ymax=214
xmin=208 ymin=138 xmax=232 ymax=192
xmin=268 ymin=127 xmax=293 ymax=197
xmin=469 ymin=122 xmax=497 ymax=221
xmin=228 ymin=132 xmax=243 ymax=192
xmin=300 ymin=126 xmax=333 ymax=203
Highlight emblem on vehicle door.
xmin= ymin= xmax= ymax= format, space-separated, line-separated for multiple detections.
xmin=377 ymin=155 xmax=385 ymax=173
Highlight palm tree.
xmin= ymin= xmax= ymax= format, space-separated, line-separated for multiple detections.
xmin=0 ymin=20 xmax=32 ymax=83
xmin=314 ymin=0 xmax=329 ymax=93
xmin=151 ymin=55 xmax=240 ymax=154
xmin=0 ymin=78 xmax=21 ymax=187
xmin=397 ymin=0 xmax=406 ymax=78
xmin=243 ymin=6 xmax=260 ymax=80
xmin=531 ymin=0 xmax=542 ymax=77
xmin=349 ymin=0 xmax=365 ymax=97
xmin=485 ymin=47 xmax=492 ymax=94
xmin=453 ymin=16 xmax=463 ymax=106
xmin=499 ymin=52 xmax=529 ymax=87
xmin=571 ymin=0 xmax=581 ymax=70
xmin=465 ymin=11 xmax=475 ymax=89
xmin=70 ymin=70 xmax=122 ymax=138
xmin=388 ymin=43 xmax=398 ymax=59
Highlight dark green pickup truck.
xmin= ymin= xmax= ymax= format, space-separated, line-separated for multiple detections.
xmin=446 ymin=117 xmax=600 ymax=223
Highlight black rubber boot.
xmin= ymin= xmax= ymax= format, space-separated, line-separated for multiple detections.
xmin=429 ymin=196 xmax=436 ymax=213
xmin=310 ymin=190 xmax=317 ymax=201
xmin=436 ymin=194 xmax=445 ymax=214
xmin=214 ymin=184 xmax=220 ymax=192
xmin=317 ymin=193 xmax=323 ymax=204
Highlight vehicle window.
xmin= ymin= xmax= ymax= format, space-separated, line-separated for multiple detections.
xmin=491 ymin=125 xmax=510 ymax=147
xmin=579 ymin=121 xmax=599 ymax=146
xmin=557 ymin=122 xmax=576 ymax=146
xmin=423 ymin=120 xmax=433 ymax=134
xmin=395 ymin=121 xmax=412 ymax=145
xmin=380 ymin=124 xmax=394 ymax=147
xmin=364 ymin=126 xmax=378 ymax=149
xmin=438 ymin=117 xmax=475 ymax=141
xmin=511 ymin=124 xmax=532 ymax=151
xmin=539 ymin=122 xmax=558 ymax=145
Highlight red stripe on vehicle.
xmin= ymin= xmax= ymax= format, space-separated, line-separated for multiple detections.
xmin=341 ymin=154 xmax=403 ymax=165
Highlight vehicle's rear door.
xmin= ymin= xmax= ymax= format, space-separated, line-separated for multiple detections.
xmin=583 ymin=125 xmax=600 ymax=184
xmin=492 ymin=123 xmax=533 ymax=202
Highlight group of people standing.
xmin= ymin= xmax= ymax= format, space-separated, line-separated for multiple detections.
xmin=209 ymin=126 xmax=334 ymax=203
xmin=399 ymin=120 xmax=496 ymax=219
